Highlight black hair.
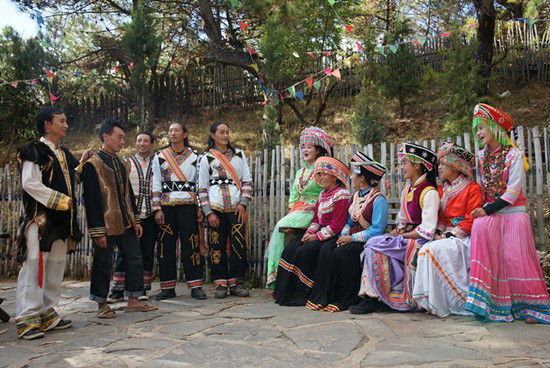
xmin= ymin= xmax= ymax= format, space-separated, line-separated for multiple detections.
xmin=358 ymin=169 xmax=382 ymax=188
xmin=136 ymin=130 xmax=155 ymax=144
xmin=170 ymin=121 xmax=189 ymax=147
xmin=314 ymin=145 xmax=330 ymax=158
xmin=419 ymin=163 xmax=438 ymax=187
xmin=98 ymin=120 xmax=124 ymax=142
xmin=207 ymin=121 xmax=235 ymax=152
xmin=35 ymin=106 xmax=65 ymax=136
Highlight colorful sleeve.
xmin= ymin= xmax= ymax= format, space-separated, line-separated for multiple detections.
xmin=151 ymin=154 xmax=163 ymax=212
xmin=288 ymin=170 xmax=300 ymax=208
xmin=198 ymin=155 xmax=213 ymax=217
xmin=352 ymin=196 xmax=388 ymax=242
xmin=415 ymin=189 xmax=440 ymax=240
xmin=452 ymin=184 xmax=484 ymax=238
xmin=21 ymin=161 xmax=71 ymax=211
xmin=316 ymin=192 xmax=351 ymax=241
xmin=306 ymin=201 xmax=321 ymax=234
xmin=239 ymin=151 xmax=253 ymax=206
xmin=500 ymin=152 xmax=523 ymax=205
xmin=82 ymin=162 xmax=106 ymax=237
xmin=395 ymin=190 xmax=407 ymax=229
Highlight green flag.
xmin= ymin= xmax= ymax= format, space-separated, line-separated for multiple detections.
xmin=528 ymin=20 xmax=536 ymax=28
xmin=230 ymin=0 xmax=239 ymax=7
xmin=313 ymin=80 xmax=321 ymax=90
xmin=389 ymin=44 xmax=398 ymax=54
xmin=417 ymin=36 xmax=427 ymax=47
xmin=327 ymin=0 xmax=336 ymax=5
xmin=375 ymin=46 xmax=385 ymax=56
xmin=40 ymin=40 xmax=49 ymax=47
xmin=288 ymin=85 xmax=296 ymax=96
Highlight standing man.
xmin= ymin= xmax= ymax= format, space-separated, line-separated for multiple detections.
xmin=152 ymin=122 xmax=206 ymax=300
xmin=15 ymin=106 xmax=91 ymax=340
xmin=107 ymin=131 xmax=158 ymax=302
xmin=82 ymin=120 xmax=157 ymax=318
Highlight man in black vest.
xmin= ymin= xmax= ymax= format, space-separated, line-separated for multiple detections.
xmin=14 ymin=106 xmax=91 ymax=340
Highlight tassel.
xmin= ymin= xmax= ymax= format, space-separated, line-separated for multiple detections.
xmin=38 ymin=251 xmax=43 ymax=288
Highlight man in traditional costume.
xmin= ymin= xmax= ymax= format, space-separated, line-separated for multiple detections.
xmin=14 ymin=106 xmax=91 ymax=339
xmin=82 ymin=120 xmax=157 ymax=318
xmin=413 ymin=143 xmax=483 ymax=317
xmin=107 ymin=131 xmax=158 ymax=302
xmin=152 ymin=122 xmax=206 ymax=300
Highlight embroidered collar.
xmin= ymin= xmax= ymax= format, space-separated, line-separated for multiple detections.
xmin=40 ymin=137 xmax=60 ymax=151
xmin=170 ymin=146 xmax=189 ymax=156
xmin=411 ymin=173 xmax=427 ymax=189
xmin=321 ymin=184 xmax=341 ymax=198
xmin=441 ymin=174 xmax=472 ymax=213
xmin=99 ymin=148 xmax=116 ymax=158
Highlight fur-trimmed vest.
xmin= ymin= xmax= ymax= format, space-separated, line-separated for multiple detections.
xmin=16 ymin=141 xmax=83 ymax=256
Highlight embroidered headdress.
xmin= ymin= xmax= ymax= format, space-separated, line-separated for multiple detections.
xmin=300 ymin=127 xmax=333 ymax=156
xmin=398 ymin=142 xmax=437 ymax=172
xmin=437 ymin=142 xmax=475 ymax=177
xmin=350 ymin=151 xmax=387 ymax=182
xmin=472 ymin=103 xmax=515 ymax=147
xmin=313 ymin=157 xmax=350 ymax=188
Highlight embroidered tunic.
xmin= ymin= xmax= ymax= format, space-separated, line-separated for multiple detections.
xmin=305 ymin=185 xmax=351 ymax=240
xmin=198 ymin=148 xmax=252 ymax=214
xmin=341 ymin=188 xmax=388 ymax=243
xmin=128 ymin=153 xmax=153 ymax=219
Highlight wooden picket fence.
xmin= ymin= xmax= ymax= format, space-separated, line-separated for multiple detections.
xmin=1 ymin=125 xmax=550 ymax=283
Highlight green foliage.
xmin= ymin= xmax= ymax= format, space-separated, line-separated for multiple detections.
xmin=0 ymin=27 xmax=53 ymax=158
xmin=375 ymin=20 xmax=422 ymax=117
xmin=350 ymin=80 xmax=389 ymax=145
xmin=259 ymin=101 xmax=281 ymax=150
xmin=427 ymin=38 xmax=487 ymax=136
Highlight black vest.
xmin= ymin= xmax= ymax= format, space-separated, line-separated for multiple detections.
xmin=17 ymin=141 xmax=83 ymax=253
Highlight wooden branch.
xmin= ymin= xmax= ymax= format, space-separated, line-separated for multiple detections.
xmin=286 ymin=100 xmax=307 ymax=126
xmin=103 ymin=0 xmax=131 ymax=15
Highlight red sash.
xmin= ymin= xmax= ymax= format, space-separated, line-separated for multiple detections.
xmin=161 ymin=147 xmax=196 ymax=200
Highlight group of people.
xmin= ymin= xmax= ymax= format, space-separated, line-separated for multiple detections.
xmin=13 ymin=106 xmax=252 ymax=339
xmin=268 ymin=104 xmax=550 ymax=324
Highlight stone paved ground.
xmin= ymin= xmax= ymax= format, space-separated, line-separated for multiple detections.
xmin=1 ymin=281 xmax=550 ymax=367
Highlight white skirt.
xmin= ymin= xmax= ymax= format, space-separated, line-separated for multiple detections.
xmin=412 ymin=236 xmax=473 ymax=317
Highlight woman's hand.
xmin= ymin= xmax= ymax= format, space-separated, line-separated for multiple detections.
xmin=305 ymin=204 xmax=316 ymax=211
xmin=390 ymin=227 xmax=404 ymax=237
xmin=208 ymin=213 xmax=220 ymax=229
xmin=470 ymin=207 xmax=487 ymax=219
xmin=301 ymin=233 xmax=317 ymax=243
xmin=336 ymin=235 xmax=353 ymax=246
xmin=235 ymin=204 xmax=247 ymax=223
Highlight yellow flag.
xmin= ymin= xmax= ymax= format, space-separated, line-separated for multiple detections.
xmin=343 ymin=58 xmax=352 ymax=68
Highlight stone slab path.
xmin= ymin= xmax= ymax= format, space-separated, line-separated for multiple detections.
xmin=1 ymin=281 xmax=549 ymax=367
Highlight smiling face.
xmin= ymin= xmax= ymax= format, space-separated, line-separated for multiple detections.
xmin=438 ymin=162 xmax=459 ymax=182
xmin=476 ymin=123 xmax=497 ymax=147
xmin=103 ymin=126 xmax=125 ymax=153
xmin=169 ymin=123 xmax=187 ymax=146
xmin=44 ymin=113 xmax=68 ymax=140
xmin=350 ymin=172 xmax=367 ymax=190
xmin=317 ymin=171 xmax=338 ymax=190
xmin=301 ymin=143 xmax=321 ymax=164
xmin=211 ymin=123 xmax=230 ymax=148
xmin=400 ymin=157 xmax=422 ymax=181
xmin=136 ymin=133 xmax=153 ymax=157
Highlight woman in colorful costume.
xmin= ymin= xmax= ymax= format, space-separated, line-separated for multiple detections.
xmin=466 ymin=103 xmax=550 ymax=323
xmin=350 ymin=143 xmax=439 ymax=314
xmin=198 ymin=121 xmax=253 ymax=299
xmin=265 ymin=127 xmax=331 ymax=289
xmin=306 ymin=152 xmax=388 ymax=312
xmin=413 ymin=143 xmax=483 ymax=317
xmin=273 ymin=157 xmax=351 ymax=306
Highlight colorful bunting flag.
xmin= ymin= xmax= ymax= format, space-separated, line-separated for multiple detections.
xmin=356 ymin=42 xmax=363 ymax=52
xmin=305 ymin=76 xmax=313 ymax=89
xmin=230 ymin=0 xmax=240 ymax=6
xmin=332 ymin=68 xmax=341 ymax=80
xmin=40 ymin=40 xmax=48 ymax=47
xmin=375 ymin=46 xmax=385 ymax=56
xmin=75 ymin=72 xmax=81 ymax=77
xmin=46 ymin=70 xmax=55 ymax=84
xmin=327 ymin=0 xmax=336 ymax=5
xmin=323 ymin=68 xmax=332 ymax=76
xmin=30 ymin=79 xmax=38 ymax=83
xmin=295 ymin=90 xmax=304 ymax=101
xmin=389 ymin=44 xmax=398 ymax=53
xmin=172 ymin=58 xmax=177 ymax=65
xmin=306 ymin=52 xmax=316 ymax=58
xmin=129 ymin=62 xmax=134 ymax=68
xmin=469 ymin=23 xmax=478 ymax=28
xmin=50 ymin=92 xmax=59 ymax=101
xmin=92 ymin=69 xmax=98 ymax=74
xmin=278 ymin=92 xmax=284 ymax=101
xmin=36 ymin=16 xmax=45 ymax=26
xmin=114 ymin=66 xmax=119 ymax=73
xmin=251 ymin=64 xmax=259 ymax=73
xmin=323 ymin=51 xmax=332 ymax=56
xmin=439 ymin=31 xmax=452 ymax=38
xmin=247 ymin=45 xmax=257 ymax=54
xmin=345 ymin=25 xmax=353 ymax=33
xmin=238 ymin=21 xmax=250 ymax=32
xmin=343 ymin=57 xmax=352 ymax=68
xmin=414 ymin=36 xmax=427 ymax=48
xmin=313 ymin=80 xmax=321 ymax=90
xmin=528 ymin=20 xmax=536 ymax=28
xmin=11 ymin=82 xmax=18 ymax=88
xmin=292 ymin=52 xmax=299 ymax=58
xmin=288 ymin=85 xmax=296 ymax=96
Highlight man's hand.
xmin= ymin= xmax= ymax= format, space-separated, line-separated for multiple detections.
xmin=94 ymin=236 xmax=107 ymax=248
xmin=197 ymin=208 xmax=205 ymax=223
xmin=336 ymin=235 xmax=353 ymax=246
xmin=67 ymin=197 xmax=73 ymax=210
xmin=80 ymin=149 xmax=94 ymax=163
xmin=134 ymin=224 xmax=143 ymax=238
xmin=471 ymin=207 xmax=487 ymax=219
xmin=208 ymin=213 xmax=220 ymax=229
xmin=235 ymin=204 xmax=246 ymax=223
xmin=301 ymin=233 xmax=317 ymax=243
xmin=155 ymin=210 xmax=165 ymax=226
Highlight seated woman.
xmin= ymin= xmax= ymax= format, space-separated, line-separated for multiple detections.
xmin=273 ymin=157 xmax=351 ymax=306
xmin=306 ymin=152 xmax=388 ymax=312
xmin=412 ymin=143 xmax=483 ymax=317
xmin=350 ymin=143 xmax=439 ymax=314
xmin=265 ymin=127 xmax=332 ymax=289
xmin=467 ymin=103 xmax=550 ymax=323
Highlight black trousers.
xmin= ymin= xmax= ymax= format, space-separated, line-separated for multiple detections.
xmin=111 ymin=215 xmax=158 ymax=291
xmin=90 ymin=229 xmax=143 ymax=303
xmin=208 ymin=211 xmax=247 ymax=288
xmin=158 ymin=204 xmax=203 ymax=289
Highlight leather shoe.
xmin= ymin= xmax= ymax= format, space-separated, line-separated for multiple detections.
xmin=191 ymin=287 xmax=207 ymax=300
xmin=155 ymin=289 xmax=176 ymax=301
xmin=229 ymin=284 xmax=250 ymax=297
xmin=214 ymin=286 xmax=227 ymax=299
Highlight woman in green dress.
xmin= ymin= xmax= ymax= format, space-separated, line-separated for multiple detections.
xmin=265 ymin=127 xmax=333 ymax=288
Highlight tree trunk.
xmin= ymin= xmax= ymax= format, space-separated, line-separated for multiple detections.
xmin=473 ymin=0 xmax=495 ymax=95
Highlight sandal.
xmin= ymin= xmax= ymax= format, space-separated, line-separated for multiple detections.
xmin=125 ymin=303 xmax=158 ymax=313
xmin=97 ymin=305 xmax=117 ymax=319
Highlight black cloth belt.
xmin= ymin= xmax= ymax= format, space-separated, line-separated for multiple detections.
xmin=161 ymin=181 xmax=196 ymax=193
xmin=209 ymin=178 xmax=234 ymax=186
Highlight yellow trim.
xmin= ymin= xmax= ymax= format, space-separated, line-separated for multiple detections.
xmin=56 ymin=193 xmax=71 ymax=211
xmin=418 ymin=187 xmax=435 ymax=210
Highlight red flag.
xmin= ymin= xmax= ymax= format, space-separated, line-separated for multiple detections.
xmin=247 ymin=45 xmax=257 ymax=54
xmin=114 ymin=66 xmax=119 ymax=73
xmin=345 ymin=25 xmax=353 ymax=33
xmin=356 ymin=42 xmax=363 ymax=52
xmin=469 ymin=23 xmax=478 ymax=28
xmin=322 ymin=51 xmax=332 ymax=56
xmin=11 ymin=81 xmax=18 ymax=88
xmin=172 ymin=58 xmax=178 ymax=64
xmin=332 ymin=68 xmax=341 ymax=80
xmin=50 ymin=92 xmax=59 ymax=101
xmin=306 ymin=52 xmax=316 ymax=58
xmin=323 ymin=68 xmax=332 ymax=76
xmin=278 ymin=92 xmax=284 ymax=101
xmin=238 ymin=21 xmax=250 ymax=32
xmin=413 ymin=40 xmax=423 ymax=48
xmin=46 ymin=70 xmax=55 ymax=78
xmin=30 ymin=79 xmax=38 ymax=83
xmin=305 ymin=76 xmax=313 ymax=89
xmin=439 ymin=31 xmax=452 ymax=38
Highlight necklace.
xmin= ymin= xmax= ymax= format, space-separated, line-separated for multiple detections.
xmin=297 ymin=164 xmax=316 ymax=194
xmin=351 ymin=188 xmax=378 ymax=221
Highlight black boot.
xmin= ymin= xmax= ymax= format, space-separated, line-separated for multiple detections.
xmin=191 ymin=287 xmax=207 ymax=300
xmin=349 ymin=297 xmax=380 ymax=314
xmin=155 ymin=289 xmax=176 ymax=301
